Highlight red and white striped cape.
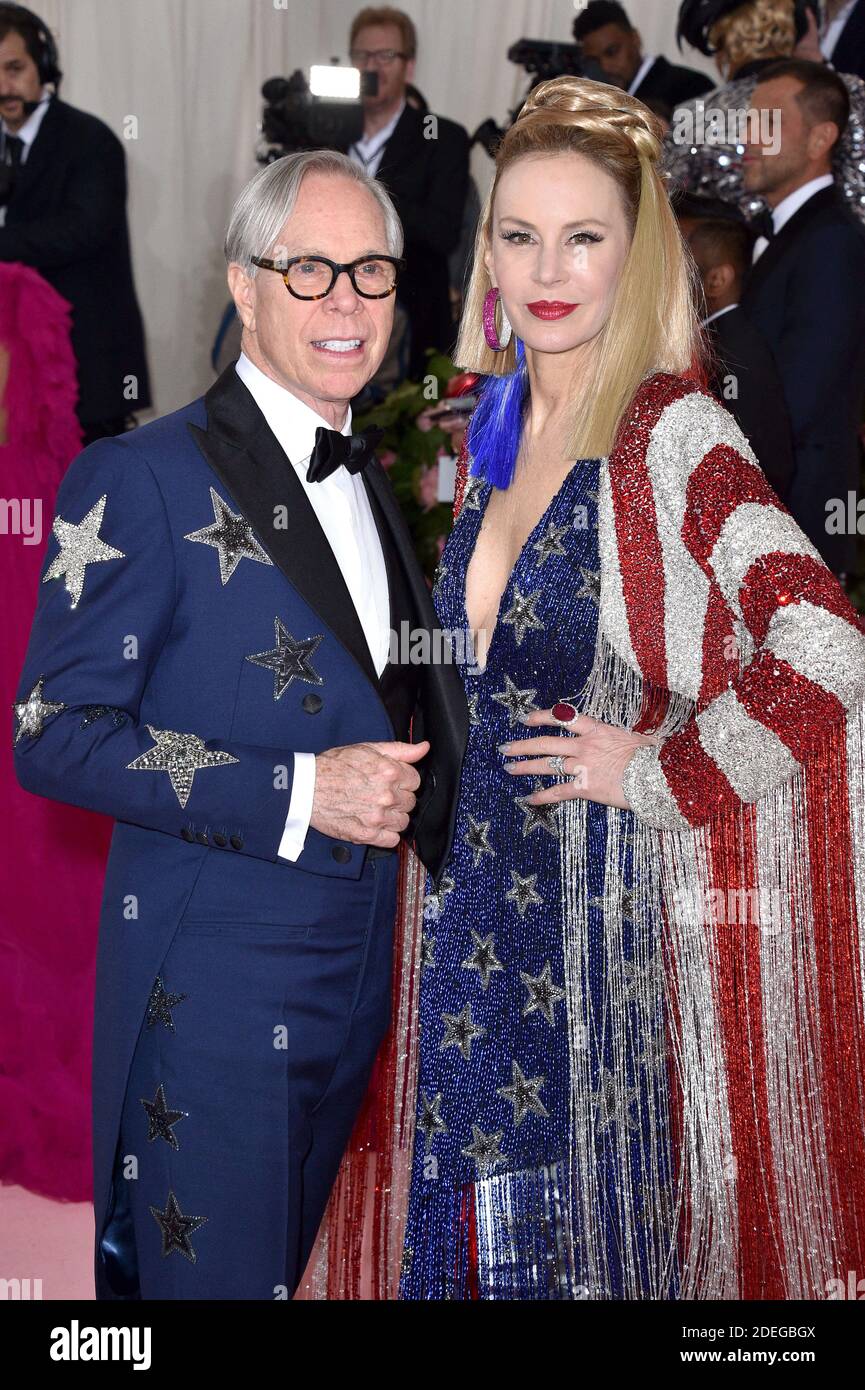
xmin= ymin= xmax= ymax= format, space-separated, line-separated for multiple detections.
xmin=303 ymin=369 xmax=865 ymax=1300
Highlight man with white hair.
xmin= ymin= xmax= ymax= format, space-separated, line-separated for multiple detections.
xmin=13 ymin=149 xmax=468 ymax=1300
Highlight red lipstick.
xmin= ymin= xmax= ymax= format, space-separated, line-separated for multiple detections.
xmin=526 ymin=301 xmax=579 ymax=320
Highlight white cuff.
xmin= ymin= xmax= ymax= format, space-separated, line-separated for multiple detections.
xmin=277 ymin=752 xmax=316 ymax=861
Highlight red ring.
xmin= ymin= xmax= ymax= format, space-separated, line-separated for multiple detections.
xmin=552 ymin=701 xmax=578 ymax=724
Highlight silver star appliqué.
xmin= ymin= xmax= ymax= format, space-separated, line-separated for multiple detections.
xmin=420 ymin=933 xmax=436 ymax=971
xmin=637 ymin=1035 xmax=668 ymax=1074
xmin=622 ymin=950 xmax=665 ymax=1002
xmin=520 ymin=962 xmax=566 ymax=1027
xmin=594 ymin=1067 xmax=640 ymax=1135
xmin=42 ymin=494 xmax=125 ymax=608
xmin=246 ymin=619 xmax=324 ymax=698
xmin=140 ymin=1083 xmax=188 ymax=1149
xmin=431 ymin=558 xmax=448 ymax=599
xmin=150 ymin=1190 xmax=208 ymax=1262
xmin=532 ymin=521 xmax=569 ymax=566
xmin=467 ymin=692 xmax=481 ymax=727
xmin=496 ymin=1060 xmax=549 ymax=1126
xmin=589 ymin=883 xmax=636 ymax=922
xmin=462 ymin=476 xmax=486 ymax=511
xmin=145 ymin=976 xmax=188 ymax=1032
xmin=184 ymin=487 xmax=273 ymax=584
xmin=491 ymin=674 xmax=538 ymax=724
xmin=501 ymin=586 xmax=544 ymax=646
xmin=505 ymin=869 xmax=544 ymax=917
xmin=464 ymin=814 xmax=495 ymax=866
xmin=461 ymin=1125 xmax=507 ymax=1176
xmin=515 ymin=781 xmax=561 ymax=838
xmin=423 ymin=874 xmax=455 ymax=922
xmin=439 ymin=1002 xmax=487 ymax=1060
xmin=418 ymin=1091 xmax=448 ymax=1153
xmin=461 ymin=930 xmax=505 ymax=991
xmin=575 ymin=566 xmax=601 ymax=605
xmin=127 ymin=726 xmax=239 ymax=808
xmin=13 ymin=677 xmax=66 ymax=746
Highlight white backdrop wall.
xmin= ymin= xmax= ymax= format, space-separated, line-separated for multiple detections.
xmin=31 ymin=0 xmax=717 ymax=416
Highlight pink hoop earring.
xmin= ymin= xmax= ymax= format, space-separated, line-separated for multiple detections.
xmin=483 ymin=286 xmax=513 ymax=352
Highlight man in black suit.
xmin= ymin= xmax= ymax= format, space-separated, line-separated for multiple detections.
xmin=740 ymin=58 xmax=865 ymax=578
xmin=342 ymin=7 xmax=470 ymax=381
xmin=0 ymin=5 xmax=151 ymax=443
xmin=574 ymin=0 xmax=713 ymax=109
xmin=687 ymin=216 xmax=794 ymax=500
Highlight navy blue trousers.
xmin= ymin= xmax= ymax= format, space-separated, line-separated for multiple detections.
xmin=103 ymin=851 xmax=397 ymax=1299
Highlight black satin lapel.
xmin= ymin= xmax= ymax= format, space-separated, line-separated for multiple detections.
xmin=743 ymin=187 xmax=840 ymax=299
xmin=362 ymin=461 xmax=434 ymax=629
xmin=187 ymin=365 xmax=380 ymax=689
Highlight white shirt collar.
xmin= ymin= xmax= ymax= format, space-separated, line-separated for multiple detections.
xmin=0 ymin=87 xmax=52 ymax=151
xmin=702 ymin=303 xmax=738 ymax=325
xmin=770 ymin=173 xmax=835 ymax=234
xmin=352 ymin=97 xmax=406 ymax=159
xmin=627 ymin=54 xmax=656 ymax=96
xmin=234 ymin=350 xmax=352 ymax=471
xmin=822 ymin=0 xmax=858 ymax=58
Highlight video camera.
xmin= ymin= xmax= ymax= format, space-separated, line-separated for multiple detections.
xmin=471 ymin=38 xmax=605 ymax=158
xmin=255 ymin=61 xmax=377 ymax=163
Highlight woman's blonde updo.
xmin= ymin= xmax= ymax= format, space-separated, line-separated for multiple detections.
xmin=455 ymin=76 xmax=705 ymax=465
xmin=708 ymin=0 xmax=796 ymax=81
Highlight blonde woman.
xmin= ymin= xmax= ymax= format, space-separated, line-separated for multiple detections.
xmin=392 ymin=75 xmax=865 ymax=1301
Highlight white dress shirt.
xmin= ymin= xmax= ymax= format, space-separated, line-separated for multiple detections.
xmin=233 ymin=352 xmax=391 ymax=861
xmin=751 ymin=173 xmax=835 ymax=261
xmin=0 ymin=87 xmax=51 ymax=227
xmin=702 ymin=303 xmax=738 ymax=326
xmin=627 ymin=54 xmax=657 ymax=96
xmin=821 ymin=0 xmax=859 ymax=59
xmin=347 ymin=97 xmax=406 ymax=177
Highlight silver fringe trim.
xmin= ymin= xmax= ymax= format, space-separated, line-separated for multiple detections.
xmin=562 ymin=630 xmax=865 ymax=1299
xmin=561 ymin=630 xmax=740 ymax=1298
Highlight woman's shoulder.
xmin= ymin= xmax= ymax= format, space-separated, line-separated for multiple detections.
xmin=611 ymin=371 xmax=761 ymax=510
xmin=622 ymin=370 xmax=751 ymax=452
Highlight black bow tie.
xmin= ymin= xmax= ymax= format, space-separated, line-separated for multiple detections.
xmin=751 ymin=207 xmax=775 ymax=242
xmin=306 ymin=424 xmax=384 ymax=484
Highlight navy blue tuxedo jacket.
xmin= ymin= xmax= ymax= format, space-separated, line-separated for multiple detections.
xmin=13 ymin=361 xmax=467 ymax=1294
xmin=740 ymin=184 xmax=865 ymax=574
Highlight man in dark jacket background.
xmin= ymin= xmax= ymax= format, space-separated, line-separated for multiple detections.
xmin=342 ymin=6 xmax=470 ymax=381
xmin=0 ymin=4 xmax=151 ymax=443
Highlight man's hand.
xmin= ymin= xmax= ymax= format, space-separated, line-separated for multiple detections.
xmin=310 ymin=739 xmax=430 ymax=848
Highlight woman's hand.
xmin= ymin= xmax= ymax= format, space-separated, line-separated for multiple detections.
xmin=498 ymin=708 xmax=662 ymax=810
xmin=793 ymin=5 xmax=824 ymax=63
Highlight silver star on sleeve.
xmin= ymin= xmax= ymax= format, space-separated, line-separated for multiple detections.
xmin=13 ymin=677 xmax=66 ymax=745
xmin=126 ymin=725 xmax=239 ymax=807
xmin=42 ymin=495 xmax=125 ymax=608
xmin=184 ymin=487 xmax=273 ymax=585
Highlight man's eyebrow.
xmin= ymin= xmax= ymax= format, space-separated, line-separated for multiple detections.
xmin=497 ymin=217 xmax=611 ymax=230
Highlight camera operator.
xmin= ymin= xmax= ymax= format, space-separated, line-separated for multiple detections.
xmin=341 ymin=6 xmax=470 ymax=380
xmin=0 ymin=4 xmax=151 ymax=443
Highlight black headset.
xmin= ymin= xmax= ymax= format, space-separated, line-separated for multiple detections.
xmin=0 ymin=3 xmax=61 ymax=89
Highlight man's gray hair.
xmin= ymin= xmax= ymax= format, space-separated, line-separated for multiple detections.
xmin=224 ymin=149 xmax=404 ymax=274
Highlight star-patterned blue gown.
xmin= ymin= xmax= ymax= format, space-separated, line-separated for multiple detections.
xmin=398 ymin=458 xmax=678 ymax=1301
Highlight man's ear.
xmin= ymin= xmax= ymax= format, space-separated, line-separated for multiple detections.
xmin=227 ymin=263 xmax=256 ymax=332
